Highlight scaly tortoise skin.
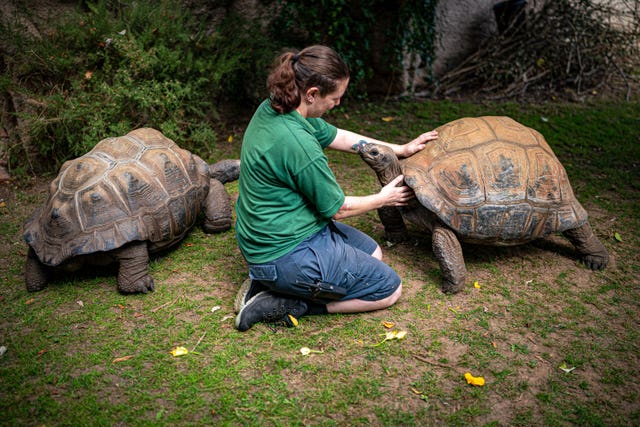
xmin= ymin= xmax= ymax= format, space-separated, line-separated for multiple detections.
xmin=23 ymin=128 xmax=240 ymax=294
xmin=359 ymin=116 xmax=609 ymax=293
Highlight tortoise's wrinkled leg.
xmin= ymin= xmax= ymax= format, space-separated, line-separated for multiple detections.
xmin=25 ymin=247 xmax=49 ymax=292
xmin=114 ymin=242 xmax=154 ymax=294
xmin=562 ymin=222 xmax=609 ymax=270
xmin=202 ymin=179 xmax=232 ymax=233
xmin=378 ymin=206 xmax=408 ymax=242
xmin=432 ymin=222 xmax=467 ymax=294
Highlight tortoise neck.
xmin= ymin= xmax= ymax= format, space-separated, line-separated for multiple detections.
xmin=377 ymin=160 xmax=402 ymax=186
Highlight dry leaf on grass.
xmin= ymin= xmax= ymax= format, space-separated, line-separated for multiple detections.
xmin=464 ymin=372 xmax=485 ymax=386
xmin=370 ymin=330 xmax=407 ymax=347
xmin=170 ymin=346 xmax=190 ymax=357
xmin=300 ymin=347 xmax=323 ymax=356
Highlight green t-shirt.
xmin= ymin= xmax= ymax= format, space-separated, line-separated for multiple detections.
xmin=235 ymin=100 xmax=345 ymax=263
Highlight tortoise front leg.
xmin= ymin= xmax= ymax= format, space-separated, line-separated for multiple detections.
xmin=25 ymin=247 xmax=49 ymax=292
xmin=377 ymin=206 xmax=408 ymax=243
xmin=202 ymin=179 xmax=232 ymax=234
xmin=113 ymin=241 xmax=154 ymax=294
xmin=432 ymin=222 xmax=467 ymax=294
xmin=562 ymin=222 xmax=609 ymax=270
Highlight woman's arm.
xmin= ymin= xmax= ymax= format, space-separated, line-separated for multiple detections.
xmin=329 ymin=128 xmax=438 ymax=158
xmin=333 ymin=175 xmax=411 ymax=220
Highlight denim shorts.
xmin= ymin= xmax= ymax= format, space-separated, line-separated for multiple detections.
xmin=248 ymin=221 xmax=401 ymax=304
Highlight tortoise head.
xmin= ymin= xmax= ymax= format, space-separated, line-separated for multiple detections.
xmin=357 ymin=142 xmax=402 ymax=186
xmin=208 ymin=159 xmax=240 ymax=184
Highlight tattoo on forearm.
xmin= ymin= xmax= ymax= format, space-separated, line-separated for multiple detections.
xmin=352 ymin=139 xmax=368 ymax=152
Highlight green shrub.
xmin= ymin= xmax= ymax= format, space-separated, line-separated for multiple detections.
xmin=1 ymin=0 xmax=438 ymax=175
xmin=2 ymin=0 xmax=272 ymax=174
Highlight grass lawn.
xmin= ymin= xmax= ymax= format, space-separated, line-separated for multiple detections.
xmin=1 ymin=99 xmax=638 ymax=426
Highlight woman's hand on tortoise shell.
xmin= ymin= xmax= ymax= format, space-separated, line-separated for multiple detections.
xmin=399 ymin=130 xmax=438 ymax=158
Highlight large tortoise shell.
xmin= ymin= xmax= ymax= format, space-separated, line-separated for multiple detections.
xmin=403 ymin=116 xmax=587 ymax=244
xmin=24 ymin=128 xmax=210 ymax=266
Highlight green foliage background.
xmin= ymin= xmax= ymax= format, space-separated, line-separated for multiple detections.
xmin=0 ymin=0 xmax=438 ymax=175
xmin=1 ymin=1 xmax=277 ymax=172
xmin=269 ymin=0 xmax=438 ymax=95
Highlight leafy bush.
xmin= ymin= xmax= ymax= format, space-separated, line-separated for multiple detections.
xmin=1 ymin=0 xmax=273 ymax=174
xmin=1 ymin=0 xmax=438 ymax=176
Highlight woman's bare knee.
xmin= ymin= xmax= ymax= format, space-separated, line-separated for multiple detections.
xmin=326 ymin=283 xmax=402 ymax=313
xmin=380 ymin=283 xmax=402 ymax=308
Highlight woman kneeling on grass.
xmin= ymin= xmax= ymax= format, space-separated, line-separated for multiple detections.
xmin=234 ymin=45 xmax=438 ymax=331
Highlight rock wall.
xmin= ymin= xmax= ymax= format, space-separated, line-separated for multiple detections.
xmin=433 ymin=0 xmax=502 ymax=78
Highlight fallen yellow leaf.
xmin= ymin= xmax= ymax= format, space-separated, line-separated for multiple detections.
xmin=287 ymin=314 xmax=299 ymax=327
xmin=464 ymin=372 xmax=485 ymax=386
xmin=381 ymin=117 xmax=393 ymax=122
xmin=382 ymin=321 xmax=395 ymax=329
xmin=473 ymin=281 xmax=481 ymax=289
xmin=170 ymin=346 xmax=189 ymax=357
xmin=371 ymin=330 xmax=408 ymax=347
xmin=227 ymin=135 xmax=233 ymax=143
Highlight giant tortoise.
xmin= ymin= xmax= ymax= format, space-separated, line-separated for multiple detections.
xmin=23 ymin=128 xmax=240 ymax=294
xmin=358 ymin=116 xmax=609 ymax=293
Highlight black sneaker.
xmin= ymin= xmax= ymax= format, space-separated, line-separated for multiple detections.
xmin=234 ymin=291 xmax=309 ymax=332
xmin=234 ymin=279 xmax=268 ymax=314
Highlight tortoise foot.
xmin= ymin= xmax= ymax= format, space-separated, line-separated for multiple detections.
xmin=115 ymin=242 xmax=153 ymax=294
xmin=26 ymin=282 xmax=48 ymax=292
xmin=118 ymin=276 xmax=155 ymax=294
xmin=581 ymin=253 xmax=609 ymax=271
xmin=202 ymin=218 xmax=232 ymax=234
xmin=202 ymin=179 xmax=232 ymax=234
xmin=25 ymin=248 xmax=49 ymax=292
xmin=384 ymin=230 xmax=409 ymax=243
xmin=432 ymin=222 xmax=467 ymax=295
xmin=562 ymin=223 xmax=609 ymax=271
xmin=441 ymin=279 xmax=466 ymax=294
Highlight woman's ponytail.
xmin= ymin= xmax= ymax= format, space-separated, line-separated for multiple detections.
xmin=267 ymin=46 xmax=349 ymax=114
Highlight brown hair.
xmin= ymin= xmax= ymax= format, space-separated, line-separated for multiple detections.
xmin=267 ymin=45 xmax=350 ymax=114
